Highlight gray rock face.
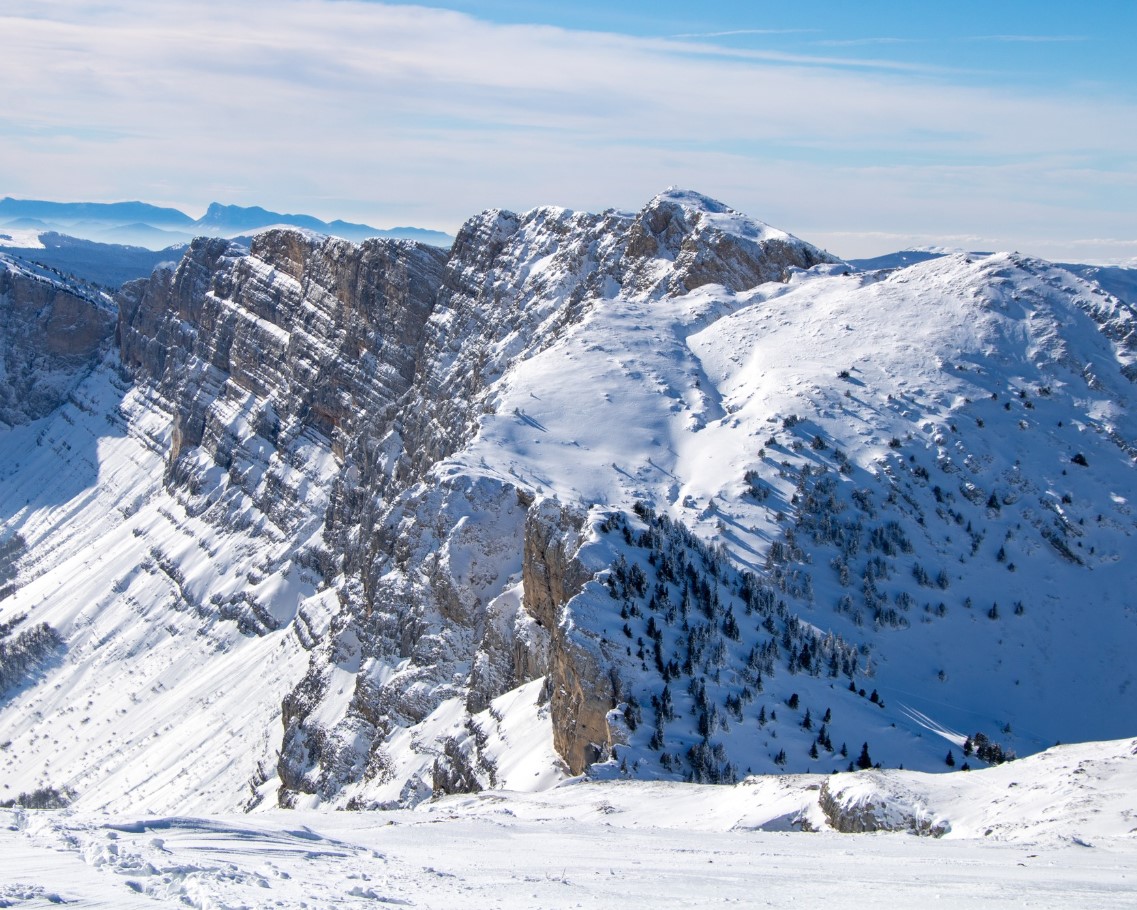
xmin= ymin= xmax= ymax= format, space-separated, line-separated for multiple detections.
xmin=519 ymin=500 xmax=608 ymax=775
xmin=621 ymin=190 xmax=838 ymax=296
xmin=106 ymin=191 xmax=841 ymax=805
xmin=117 ymin=234 xmax=446 ymax=557
xmin=0 ymin=259 xmax=115 ymax=425
xmin=118 ymin=233 xmax=445 ymax=469
xmin=818 ymin=777 xmax=949 ymax=837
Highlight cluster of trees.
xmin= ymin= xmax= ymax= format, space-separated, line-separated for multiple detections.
xmin=0 ymin=785 xmax=75 ymax=809
xmin=601 ymin=504 xmax=870 ymax=782
xmin=963 ymin=732 xmax=1015 ymax=765
xmin=0 ymin=619 xmax=63 ymax=697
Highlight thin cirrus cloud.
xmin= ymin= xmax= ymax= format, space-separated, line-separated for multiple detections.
xmin=0 ymin=0 xmax=1133 ymax=260
xmin=968 ymin=34 xmax=1088 ymax=42
xmin=669 ymin=28 xmax=818 ymax=38
xmin=811 ymin=37 xmax=918 ymax=47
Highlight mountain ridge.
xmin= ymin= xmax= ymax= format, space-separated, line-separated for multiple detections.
xmin=0 ymin=189 xmax=1134 ymax=814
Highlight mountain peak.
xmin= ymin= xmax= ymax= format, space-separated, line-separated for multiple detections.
xmin=649 ymin=187 xmax=733 ymax=215
xmin=622 ymin=188 xmax=839 ymax=295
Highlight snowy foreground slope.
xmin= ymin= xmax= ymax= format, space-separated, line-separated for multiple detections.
xmin=0 ymin=189 xmax=1136 ymax=820
xmin=2 ymin=738 xmax=1136 ymax=908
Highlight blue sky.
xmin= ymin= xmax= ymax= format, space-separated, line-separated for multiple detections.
xmin=2 ymin=0 xmax=1134 ymax=260
xmin=426 ymin=0 xmax=1135 ymax=94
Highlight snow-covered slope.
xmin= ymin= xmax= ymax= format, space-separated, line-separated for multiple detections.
xmin=2 ymin=738 xmax=1135 ymax=908
xmin=0 ymin=190 xmax=1134 ymax=816
xmin=0 ymin=363 xmax=332 ymax=813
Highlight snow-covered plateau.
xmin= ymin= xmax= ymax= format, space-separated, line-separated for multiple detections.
xmin=0 ymin=188 xmax=1135 ymax=903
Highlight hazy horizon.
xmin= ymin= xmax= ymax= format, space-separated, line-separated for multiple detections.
xmin=3 ymin=0 xmax=1134 ymax=262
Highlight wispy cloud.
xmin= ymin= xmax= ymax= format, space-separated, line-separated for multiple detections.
xmin=0 ymin=1 xmax=1132 ymax=260
xmin=812 ymin=37 xmax=917 ymax=47
xmin=670 ymin=28 xmax=817 ymax=39
xmin=968 ymin=34 xmax=1088 ymax=43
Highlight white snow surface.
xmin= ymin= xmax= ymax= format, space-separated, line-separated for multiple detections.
xmin=0 ymin=229 xmax=44 ymax=249
xmin=1 ymin=737 xmax=1135 ymax=908
xmin=444 ymin=249 xmax=1137 ymax=772
xmin=0 ymin=365 xmax=329 ymax=813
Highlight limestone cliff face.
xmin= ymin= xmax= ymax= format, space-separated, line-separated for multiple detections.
xmin=391 ymin=205 xmax=629 ymax=488
xmin=520 ymin=500 xmax=611 ymax=775
xmin=0 ymin=259 xmax=115 ymax=425
xmin=117 ymin=233 xmax=445 ymax=545
xmin=118 ymin=233 xmax=444 ymax=470
xmin=107 ymin=190 xmax=838 ymax=804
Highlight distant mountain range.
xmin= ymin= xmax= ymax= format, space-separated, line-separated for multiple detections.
xmin=0 ymin=197 xmax=453 ymax=250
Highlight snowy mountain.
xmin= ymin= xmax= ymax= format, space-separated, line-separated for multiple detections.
xmin=0 ymin=189 xmax=1135 ymax=817
xmin=0 ymin=233 xmax=184 ymax=290
xmin=0 ymin=197 xmax=453 ymax=250
xmin=0 ymin=253 xmax=116 ymax=423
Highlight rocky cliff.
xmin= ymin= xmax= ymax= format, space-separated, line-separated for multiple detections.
xmin=266 ymin=190 xmax=838 ymax=804
xmin=0 ymin=257 xmax=115 ymax=425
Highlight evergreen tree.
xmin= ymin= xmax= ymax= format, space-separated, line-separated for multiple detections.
xmin=856 ymin=742 xmax=873 ymax=770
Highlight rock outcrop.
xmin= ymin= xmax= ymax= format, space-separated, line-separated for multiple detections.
xmin=621 ymin=189 xmax=837 ymax=296
xmin=0 ymin=258 xmax=115 ymax=425
xmin=519 ymin=500 xmax=608 ymax=774
xmin=818 ymin=775 xmax=949 ymax=837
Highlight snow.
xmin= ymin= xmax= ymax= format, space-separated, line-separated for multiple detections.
xmin=0 ymin=228 xmax=44 ymax=249
xmin=653 ymin=187 xmax=795 ymax=244
xmin=2 ymin=737 xmax=1135 ymax=908
xmin=0 ymin=365 xmax=326 ymax=814
xmin=434 ymin=249 xmax=1137 ymax=774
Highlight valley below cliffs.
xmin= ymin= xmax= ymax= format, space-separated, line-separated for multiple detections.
xmin=0 ymin=189 xmax=1135 ymax=815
